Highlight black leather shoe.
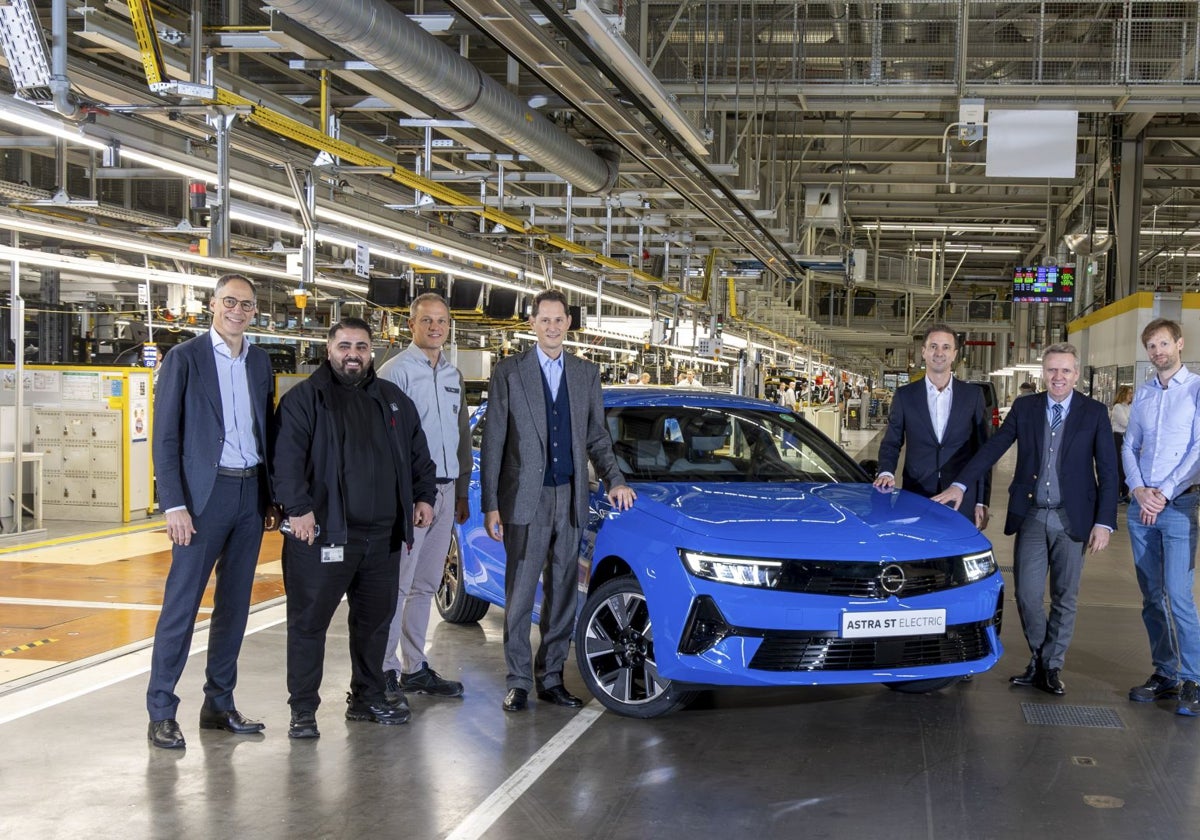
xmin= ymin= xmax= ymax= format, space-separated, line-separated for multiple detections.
xmin=1009 ymin=657 xmax=1039 ymax=686
xmin=536 ymin=685 xmax=583 ymax=708
xmin=148 ymin=719 xmax=186 ymax=749
xmin=1036 ymin=668 xmax=1065 ymax=696
xmin=345 ymin=694 xmax=410 ymax=725
xmin=288 ymin=709 xmax=320 ymax=739
xmin=502 ymin=688 xmax=528 ymax=712
xmin=199 ymin=706 xmax=265 ymax=734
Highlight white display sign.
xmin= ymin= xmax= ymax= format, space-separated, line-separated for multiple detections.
xmin=355 ymin=242 xmax=370 ymax=278
xmin=841 ymin=609 xmax=946 ymax=638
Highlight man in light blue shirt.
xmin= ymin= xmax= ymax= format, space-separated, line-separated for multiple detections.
xmin=147 ymin=274 xmax=276 ymax=749
xmin=1123 ymin=318 xmax=1200 ymax=715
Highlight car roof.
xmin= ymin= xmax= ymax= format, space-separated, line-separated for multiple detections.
xmin=600 ymin=386 xmax=787 ymax=412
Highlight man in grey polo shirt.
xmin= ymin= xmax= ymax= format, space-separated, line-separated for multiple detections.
xmin=378 ymin=293 xmax=472 ymax=700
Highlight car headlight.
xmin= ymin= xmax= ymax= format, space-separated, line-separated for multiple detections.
xmin=960 ymin=550 xmax=996 ymax=583
xmin=681 ymin=550 xmax=782 ymax=588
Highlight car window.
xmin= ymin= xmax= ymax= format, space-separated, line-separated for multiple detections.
xmin=606 ymin=406 xmax=865 ymax=483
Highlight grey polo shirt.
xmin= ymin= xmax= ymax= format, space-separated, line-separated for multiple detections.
xmin=377 ymin=342 xmax=472 ymax=498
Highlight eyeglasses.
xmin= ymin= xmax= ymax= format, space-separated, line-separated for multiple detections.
xmin=220 ymin=296 xmax=256 ymax=312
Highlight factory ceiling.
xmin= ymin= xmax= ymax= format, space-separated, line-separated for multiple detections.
xmin=3 ymin=0 xmax=1200 ymax=365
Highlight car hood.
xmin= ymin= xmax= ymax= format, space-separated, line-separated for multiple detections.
xmin=620 ymin=482 xmax=986 ymax=557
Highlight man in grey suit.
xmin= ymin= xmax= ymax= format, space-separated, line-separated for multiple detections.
xmin=147 ymin=274 xmax=276 ymax=749
xmin=481 ymin=290 xmax=637 ymax=712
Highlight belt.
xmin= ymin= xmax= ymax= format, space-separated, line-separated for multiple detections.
xmin=217 ymin=465 xmax=259 ymax=478
xmin=436 ymin=478 xmax=455 ymax=485
xmin=1031 ymin=504 xmax=1063 ymax=510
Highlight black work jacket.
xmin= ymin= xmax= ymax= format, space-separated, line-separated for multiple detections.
xmin=272 ymin=362 xmax=437 ymax=550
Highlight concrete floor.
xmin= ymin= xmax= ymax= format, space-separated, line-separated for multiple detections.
xmin=3 ymin=437 xmax=1200 ymax=839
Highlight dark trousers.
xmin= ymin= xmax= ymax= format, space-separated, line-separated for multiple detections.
xmin=502 ymin=483 xmax=578 ymax=692
xmin=146 ymin=474 xmax=264 ymax=721
xmin=1114 ymin=432 xmax=1127 ymax=497
xmin=282 ymin=534 xmax=398 ymax=711
xmin=1013 ymin=509 xmax=1085 ymax=670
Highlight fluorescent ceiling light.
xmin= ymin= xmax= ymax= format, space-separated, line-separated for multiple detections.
xmin=0 ymin=244 xmax=215 ymax=287
xmin=0 ymin=99 xmax=108 ymax=150
xmin=569 ymin=0 xmax=710 ymax=158
xmin=908 ymin=245 xmax=1024 ymax=255
xmin=860 ymin=222 xmax=1039 ymax=234
xmin=0 ymin=213 xmax=368 ymax=294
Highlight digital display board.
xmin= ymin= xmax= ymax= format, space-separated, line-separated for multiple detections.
xmin=1013 ymin=265 xmax=1075 ymax=303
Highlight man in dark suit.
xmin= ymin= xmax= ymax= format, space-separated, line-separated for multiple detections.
xmin=481 ymin=290 xmax=637 ymax=712
xmin=146 ymin=274 xmax=276 ymax=749
xmin=874 ymin=324 xmax=991 ymax=527
xmin=934 ymin=343 xmax=1119 ymax=695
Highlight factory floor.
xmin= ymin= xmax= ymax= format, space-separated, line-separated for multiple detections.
xmin=1 ymin=428 xmax=1198 ymax=839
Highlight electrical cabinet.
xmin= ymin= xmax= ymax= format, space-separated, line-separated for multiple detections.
xmin=34 ymin=408 xmax=124 ymax=521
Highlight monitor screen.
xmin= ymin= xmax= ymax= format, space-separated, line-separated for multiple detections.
xmin=1013 ymin=265 xmax=1075 ymax=303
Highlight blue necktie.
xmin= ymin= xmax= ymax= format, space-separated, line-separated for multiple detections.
xmin=1050 ymin=402 xmax=1063 ymax=432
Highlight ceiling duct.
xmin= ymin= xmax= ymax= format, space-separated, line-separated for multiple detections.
xmin=270 ymin=0 xmax=619 ymax=193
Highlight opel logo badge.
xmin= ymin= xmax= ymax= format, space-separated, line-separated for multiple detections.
xmin=879 ymin=564 xmax=906 ymax=595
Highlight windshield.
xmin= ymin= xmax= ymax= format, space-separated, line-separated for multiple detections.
xmin=605 ymin=406 xmax=867 ymax=483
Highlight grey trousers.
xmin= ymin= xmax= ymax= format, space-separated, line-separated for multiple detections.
xmin=501 ymin=483 xmax=578 ymax=692
xmin=1013 ymin=508 xmax=1086 ymax=670
xmin=383 ymin=482 xmax=457 ymax=674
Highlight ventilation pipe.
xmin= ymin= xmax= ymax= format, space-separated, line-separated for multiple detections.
xmin=50 ymin=0 xmax=78 ymax=117
xmin=270 ymin=0 xmax=619 ymax=193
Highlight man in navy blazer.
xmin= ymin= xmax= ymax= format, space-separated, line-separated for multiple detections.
xmin=146 ymin=274 xmax=276 ymax=749
xmin=935 ymin=343 xmax=1119 ymax=696
xmin=875 ymin=324 xmax=991 ymax=526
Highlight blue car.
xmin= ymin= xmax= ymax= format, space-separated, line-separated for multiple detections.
xmin=437 ymin=388 xmax=1003 ymax=718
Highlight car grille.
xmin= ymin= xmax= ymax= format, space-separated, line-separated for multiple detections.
xmin=776 ymin=558 xmax=958 ymax=598
xmin=748 ymin=620 xmax=993 ymax=671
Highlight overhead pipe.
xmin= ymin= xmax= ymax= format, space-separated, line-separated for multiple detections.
xmin=50 ymin=0 xmax=78 ymax=117
xmin=269 ymin=0 xmax=619 ymax=194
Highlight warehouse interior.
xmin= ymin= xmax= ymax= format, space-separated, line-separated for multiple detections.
xmin=3 ymin=2 xmax=1200 ymax=837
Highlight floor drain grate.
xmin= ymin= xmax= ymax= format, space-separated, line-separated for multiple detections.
xmin=999 ymin=564 xmax=1014 ymax=573
xmin=1021 ymin=703 xmax=1124 ymax=729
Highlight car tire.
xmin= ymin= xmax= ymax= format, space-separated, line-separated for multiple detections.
xmin=883 ymin=676 xmax=961 ymax=694
xmin=575 ymin=575 xmax=698 ymax=718
xmin=435 ymin=530 xmax=490 ymax=624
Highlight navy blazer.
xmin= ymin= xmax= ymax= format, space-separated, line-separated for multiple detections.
xmin=877 ymin=377 xmax=992 ymax=513
xmin=153 ymin=332 xmax=274 ymax=518
xmin=952 ymin=390 xmax=1119 ymax=540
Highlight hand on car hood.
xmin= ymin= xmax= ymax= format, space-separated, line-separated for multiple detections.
xmin=620 ymin=482 xmax=985 ymax=552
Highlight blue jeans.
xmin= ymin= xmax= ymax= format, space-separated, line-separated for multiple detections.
xmin=1128 ymin=492 xmax=1200 ymax=683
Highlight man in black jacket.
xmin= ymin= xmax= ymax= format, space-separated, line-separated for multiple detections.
xmin=272 ymin=317 xmax=436 ymax=739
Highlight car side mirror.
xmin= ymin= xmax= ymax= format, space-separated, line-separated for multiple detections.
xmin=858 ymin=458 xmax=879 ymax=479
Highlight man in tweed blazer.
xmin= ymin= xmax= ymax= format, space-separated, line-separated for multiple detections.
xmin=481 ymin=290 xmax=636 ymax=712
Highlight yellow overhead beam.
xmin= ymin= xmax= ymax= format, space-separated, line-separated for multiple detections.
xmin=126 ymin=0 xmax=169 ymax=88
xmin=123 ymin=3 xmax=710 ymax=302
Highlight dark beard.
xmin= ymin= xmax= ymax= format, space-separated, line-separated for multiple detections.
xmin=332 ymin=363 xmax=368 ymax=386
